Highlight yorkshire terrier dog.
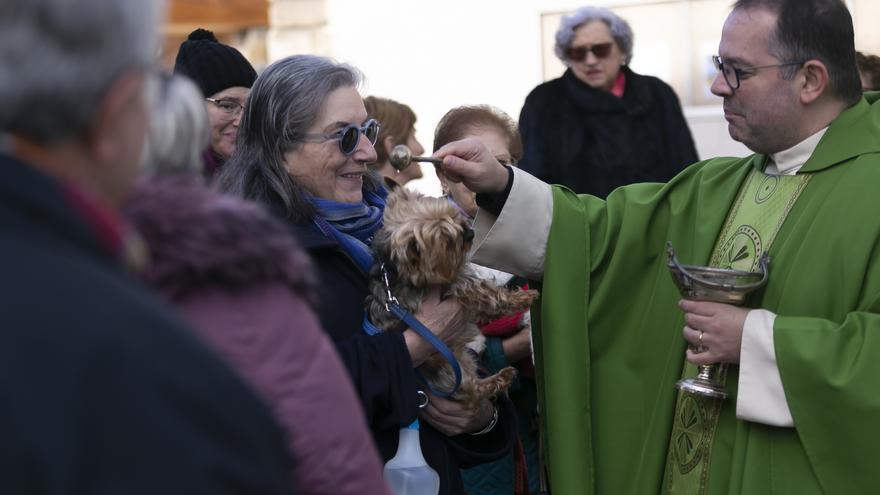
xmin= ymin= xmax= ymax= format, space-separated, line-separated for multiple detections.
xmin=367 ymin=187 xmax=539 ymax=409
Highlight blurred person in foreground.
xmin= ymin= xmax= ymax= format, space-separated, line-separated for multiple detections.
xmin=218 ymin=55 xmax=516 ymax=495
xmin=433 ymin=105 xmax=542 ymax=495
xmin=363 ymin=95 xmax=425 ymax=186
xmin=519 ymin=6 xmax=698 ymax=198
xmin=0 ymin=0 xmax=294 ymax=493
xmin=173 ymin=28 xmax=257 ymax=180
xmin=124 ymin=72 xmax=391 ymax=495
xmin=435 ymin=0 xmax=880 ymax=493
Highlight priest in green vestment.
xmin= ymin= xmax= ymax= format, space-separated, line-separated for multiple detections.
xmin=434 ymin=0 xmax=880 ymax=493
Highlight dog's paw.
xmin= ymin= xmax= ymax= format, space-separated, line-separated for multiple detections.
xmin=474 ymin=366 xmax=518 ymax=401
xmin=506 ymin=288 xmax=540 ymax=311
xmin=494 ymin=366 xmax=518 ymax=391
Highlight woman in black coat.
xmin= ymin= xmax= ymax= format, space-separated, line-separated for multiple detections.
xmin=519 ymin=6 xmax=698 ymax=198
xmin=218 ymin=55 xmax=515 ymax=495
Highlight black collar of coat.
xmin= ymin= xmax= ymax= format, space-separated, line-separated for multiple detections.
xmin=561 ymin=65 xmax=653 ymax=116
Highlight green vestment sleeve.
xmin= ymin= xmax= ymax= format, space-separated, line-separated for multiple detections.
xmin=535 ymin=96 xmax=880 ymax=494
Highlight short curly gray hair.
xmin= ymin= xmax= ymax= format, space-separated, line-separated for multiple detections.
xmin=554 ymin=6 xmax=634 ymax=66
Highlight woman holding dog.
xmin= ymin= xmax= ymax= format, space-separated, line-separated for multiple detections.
xmin=218 ymin=55 xmax=515 ymax=495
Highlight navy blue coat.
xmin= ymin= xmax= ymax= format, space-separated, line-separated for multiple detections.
xmin=0 ymin=153 xmax=294 ymax=495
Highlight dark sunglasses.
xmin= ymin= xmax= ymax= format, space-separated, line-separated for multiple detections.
xmin=303 ymin=118 xmax=381 ymax=155
xmin=564 ymin=42 xmax=614 ymax=61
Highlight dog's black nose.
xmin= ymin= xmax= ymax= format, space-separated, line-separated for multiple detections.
xmin=462 ymin=226 xmax=475 ymax=242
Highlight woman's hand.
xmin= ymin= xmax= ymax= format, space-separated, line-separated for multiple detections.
xmin=420 ymin=394 xmax=495 ymax=436
xmin=404 ymin=287 xmax=466 ymax=366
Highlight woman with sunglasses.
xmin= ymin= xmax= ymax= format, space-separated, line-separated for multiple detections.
xmin=518 ymin=5 xmax=698 ymax=199
xmin=218 ymin=55 xmax=516 ymax=495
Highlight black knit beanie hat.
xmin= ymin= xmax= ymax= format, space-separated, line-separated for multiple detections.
xmin=173 ymin=29 xmax=257 ymax=97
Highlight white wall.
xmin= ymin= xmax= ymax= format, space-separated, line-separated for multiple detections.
xmin=326 ymin=0 xmax=553 ymax=195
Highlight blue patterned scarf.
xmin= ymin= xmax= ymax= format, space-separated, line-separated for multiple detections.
xmin=311 ymin=188 xmax=387 ymax=274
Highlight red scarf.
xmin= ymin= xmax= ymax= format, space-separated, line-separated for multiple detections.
xmin=610 ymin=70 xmax=627 ymax=98
xmin=478 ymin=283 xmax=535 ymax=378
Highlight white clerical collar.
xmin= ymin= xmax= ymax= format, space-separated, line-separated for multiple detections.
xmin=764 ymin=127 xmax=828 ymax=176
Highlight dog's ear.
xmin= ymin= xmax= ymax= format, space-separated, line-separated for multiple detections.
xmin=383 ymin=186 xmax=425 ymax=229
xmin=385 ymin=186 xmax=423 ymax=209
xmin=385 ymin=186 xmax=422 ymax=211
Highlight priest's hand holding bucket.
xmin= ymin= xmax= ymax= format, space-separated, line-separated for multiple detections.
xmin=680 ymin=300 xmax=750 ymax=365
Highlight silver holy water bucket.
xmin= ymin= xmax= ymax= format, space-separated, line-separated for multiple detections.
xmin=666 ymin=242 xmax=769 ymax=399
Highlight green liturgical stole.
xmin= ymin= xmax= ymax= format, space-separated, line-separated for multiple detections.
xmin=663 ymin=165 xmax=811 ymax=494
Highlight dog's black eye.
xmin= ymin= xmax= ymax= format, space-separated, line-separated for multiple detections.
xmin=462 ymin=226 xmax=475 ymax=242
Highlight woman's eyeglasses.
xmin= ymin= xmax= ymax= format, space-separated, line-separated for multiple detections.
xmin=302 ymin=119 xmax=381 ymax=156
xmin=205 ymin=98 xmax=245 ymax=117
xmin=564 ymin=42 xmax=614 ymax=61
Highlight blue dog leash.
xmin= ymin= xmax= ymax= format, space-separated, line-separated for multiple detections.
xmin=361 ymin=262 xmax=463 ymax=398
xmin=313 ymin=213 xmax=463 ymax=398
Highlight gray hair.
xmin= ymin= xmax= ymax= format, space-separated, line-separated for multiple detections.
xmin=218 ymin=54 xmax=380 ymax=221
xmin=140 ymin=73 xmax=210 ymax=176
xmin=0 ymin=0 xmax=161 ymax=144
xmin=555 ymin=6 xmax=634 ymax=66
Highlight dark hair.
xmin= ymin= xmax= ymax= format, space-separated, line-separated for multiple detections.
xmin=432 ymin=105 xmax=522 ymax=163
xmin=733 ymin=0 xmax=861 ymax=104
xmin=363 ymin=96 xmax=417 ymax=166
xmin=217 ymin=55 xmax=380 ymax=221
xmin=856 ymin=51 xmax=880 ymax=91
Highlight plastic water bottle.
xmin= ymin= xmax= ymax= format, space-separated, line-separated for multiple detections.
xmin=383 ymin=420 xmax=440 ymax=495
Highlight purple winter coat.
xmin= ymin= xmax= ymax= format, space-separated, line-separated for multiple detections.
xmin=123 ymin=176 xmax=392 ymax=495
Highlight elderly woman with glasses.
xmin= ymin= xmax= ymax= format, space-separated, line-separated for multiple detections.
xmin=518 ymin=5 xmax=698 ymax=199
xmin=173 ymin=28 xmax=257 ymax=179
xmin=218 ymin=55 xmax=516 ymax=495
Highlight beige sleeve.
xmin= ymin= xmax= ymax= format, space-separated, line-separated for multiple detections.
xmin=470 ymin=167 xmax=553 ymax=281
xmin=736 ymin=309 xmax=794 ymax=427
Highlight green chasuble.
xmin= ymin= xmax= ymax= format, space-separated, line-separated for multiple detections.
xmin=534 ymin=94 xmax=880 ymax=494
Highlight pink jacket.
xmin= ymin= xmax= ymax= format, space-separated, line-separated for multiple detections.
xmin=123 ymin=176 xmax=391 ymax=495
